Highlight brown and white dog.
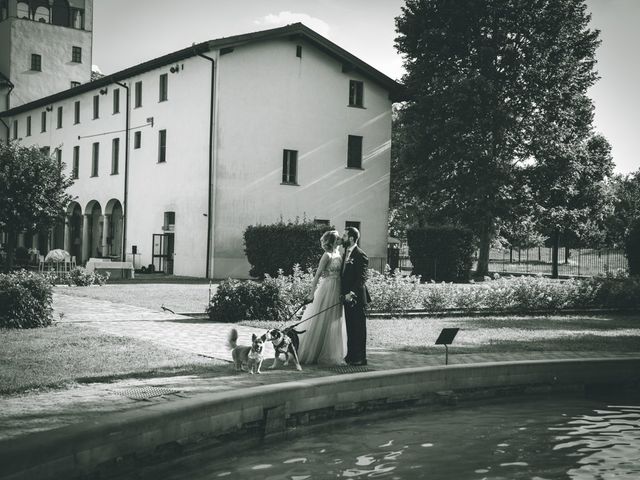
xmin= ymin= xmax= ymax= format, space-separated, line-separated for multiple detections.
xmin=227 ymin=328 xmax=264 ymax=374
xmin=262 ymin=327 xmax=304 ymax=371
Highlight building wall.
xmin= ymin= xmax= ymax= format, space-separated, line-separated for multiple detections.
xmin=212 ymin=38 xmax=392 ymax=278
xmin=3 ymin=16 xmax=92 ymax=109
xmin=9 ymin=58 xmax=211 ymax=277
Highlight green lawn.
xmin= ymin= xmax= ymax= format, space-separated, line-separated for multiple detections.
xmin=0 ymin=323 xmax=226 ymax=395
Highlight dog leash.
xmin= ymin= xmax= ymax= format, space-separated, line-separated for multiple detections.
xmin=286 ymin=300 xmax=347 ymax=330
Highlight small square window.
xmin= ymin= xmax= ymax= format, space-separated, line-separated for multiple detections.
xmin=134 ymin=131 xmax=141 ymax=149
xmin=31 ymin=54 xmax=42 ymax=71
xmin=347 ymin=135 xmax=363 ymax=168
xmin=282 ymin=149 xmax=298 ymax=185
xmin=72 ymin=46 xmax=82 ymax=63
xmin=348 ymin=80 xmax=364 ymax=107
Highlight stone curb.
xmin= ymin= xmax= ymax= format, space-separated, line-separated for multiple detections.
xmin=2 ymin=357 xmax=639 ymax=480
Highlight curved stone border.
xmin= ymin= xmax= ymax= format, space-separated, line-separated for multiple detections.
xmin=2 ymin=357 xmax=639 ymax=480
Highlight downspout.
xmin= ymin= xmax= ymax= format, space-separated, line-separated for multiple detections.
xmin=1 ymin=81 xmax=14 ymax=142
xmin=197 ymin=52 xmax=216 ymax=279
xmin=115 ymin=81 xmax=130 ymax=262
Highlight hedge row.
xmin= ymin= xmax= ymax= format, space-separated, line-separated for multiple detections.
xmin=0 ymin=270 xmax=53 ymax=328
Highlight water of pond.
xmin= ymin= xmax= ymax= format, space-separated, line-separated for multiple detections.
xmin=147 ymin=391 xmax=640 ymax=480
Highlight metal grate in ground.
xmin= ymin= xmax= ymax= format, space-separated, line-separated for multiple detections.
xmin=113 ymin=386 xmax=180 ymax=400
xmin=328 ymin=365 xmax=373 ymax=374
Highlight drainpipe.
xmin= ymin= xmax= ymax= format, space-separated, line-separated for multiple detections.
xmin=197 ymin=52 xmax=216 ymax=279
xmin=115 ymin=81 xmax=130 ymax=262
xmin=1 ymin=81 xmax=14 ymax=142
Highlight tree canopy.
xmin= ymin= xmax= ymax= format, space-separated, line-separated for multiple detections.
xmin=0 ymin=142 xmax=74 ymax=270
xmin=393 ymin=0 xmax=608 ymax=276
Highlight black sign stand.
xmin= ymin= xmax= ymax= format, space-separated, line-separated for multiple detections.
xmin=435 ymin=328 xmax=460 ymax=365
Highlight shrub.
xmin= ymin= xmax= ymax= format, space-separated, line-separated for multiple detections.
xmin=207 ymin=279 xmax=285 ymax=323
xmin=244 ymin=220 xmax=333 ymax=278
xmin=0 ymin=270 xmax=53 ymax=328
xmin=422 ymin=284 xmax=453 ymax=311
xmin=67 ymin=267 xmax=109 ymax=286
xmin=624 ymin=218 xmax=640 ymax=275
xmin=585 ymin=277 xmax=640 ymax=309
xmin=367 ymin=266 xmax=422 ymax=312
xmin=264 ymin=264 xmax=315 ymax=317
xmin=407 ymin=225 xmax=475 ymax=282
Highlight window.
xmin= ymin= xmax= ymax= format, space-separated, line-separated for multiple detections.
xmin=91 ymin=142 xmax=99 ymax=177
xmin=347 ymin=135 xmax=363 ymax=168
xmin=41 ymin=111 xmax=47 ymax=132
xmin=17 ymin=1 xmax=29 ymax=18
xmin=31 ymin=54 xmax=42 ymax=71
xmin=111 ymin=138 xmax=120 ymax=174
xmin=70 ymin=8 xmax=84 ymax=29
xmin=74 ymin=101 xmax=80 ymax=124
xmin=134 ymin=131 xmax=141 ymax=149
xmin=92 ymin=95 xmax=99 ymax=119
xmin=113 ymin=88 xmax=120 ymax=114
xmin=164 ymin=211 xmax=175 ymax=226
xmin=158 ymin=129 xmax=166 ymax=163
xmin=282 ymin=149 xmax=298 ymax=185
xmin=296 ymin=45 xmax=302 ymax=58
xmin=26 ymin=116 xmax=31 ymax=136
xmin=348 ymin=80 xmax=364 ymax=107
xmin=70 ymin=81 xmax=81 ymax=88
xmin=56 ymin=106 xmax=63 ymax=128
xmin=314 ymin=219 xmax=330 ymax=225
xmin=345 ymin=221 xmax=361 ymax=243
xmin=71 ymin=46 xmax=82 ymax=63
xmin=134 ymin=81 xmax=142 ymax=108
xmin=12 ymin=120 xmax=17 ymax=140
xmin=159 ymin=73 xmax=168 ymax=102
xmin=72 ymin=146 xmax=79 ymax=179
xmin=34 ymin=5 xmax=48 ymax=22
xmin=56 ymin=149 xmax=62 ymax=169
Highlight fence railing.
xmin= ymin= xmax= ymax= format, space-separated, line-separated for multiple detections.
xmin=389 ymin=246 xmax=628 ymax=278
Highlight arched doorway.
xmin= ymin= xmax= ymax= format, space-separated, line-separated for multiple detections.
xmin=105 ymin=199 xmax=123 ymax=259
xmin=67 ymin=202 xmax=82 ymax=262
xmin=85 ymin=201 xmax=103 ymax=259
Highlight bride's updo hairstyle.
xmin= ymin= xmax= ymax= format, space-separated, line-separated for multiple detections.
xmin=320 ymin=230 xmax=340 ymax=252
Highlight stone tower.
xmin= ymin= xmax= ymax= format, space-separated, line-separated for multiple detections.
xmin=0 ymin=0 xmax=93 ymax=112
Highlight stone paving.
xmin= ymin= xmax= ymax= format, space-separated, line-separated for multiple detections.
xmin=1 ymin=292 xmax=639 ymax=444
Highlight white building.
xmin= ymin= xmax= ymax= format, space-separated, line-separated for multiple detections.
xmin=0 ymin=7 xmax=403 ymax=278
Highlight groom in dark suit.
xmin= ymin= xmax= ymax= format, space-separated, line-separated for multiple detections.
xmin=340 ymin=227 xmax=371 ymax=366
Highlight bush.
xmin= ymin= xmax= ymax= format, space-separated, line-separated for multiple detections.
xmin=264 ymin=264 xmax=315 ymax=316
xmin=407 ymin=225 xmax=475 ymax=282
xmin=367 ymin=266 xmax=422 ymax=312
xmin=0 ymin=270 xmax=53 ymax=328
xmin=624 ymin=218 xmax=640 ymax=275
xmin=207 ymin=279 xmax=285 ymax=323
xmin=585 ymin=277 xmax=640 ymax=309
xmin=244 ymin=220 xmax=333 ymax=278
xmin=66 ymin=267 xmax=109 ymax=286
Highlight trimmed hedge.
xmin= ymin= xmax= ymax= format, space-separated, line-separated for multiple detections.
xmin=624 ymin=218 xmax=640 ymax=276
xmin=0 ymin=270 xmax=53 ymax=328
xmin=244 ymin=220 xmax=333 ymax=278
xmin=206 ymin=278 xmax=285 ymax=323
xmin=407 ymin=225 xmax=475 ymax=282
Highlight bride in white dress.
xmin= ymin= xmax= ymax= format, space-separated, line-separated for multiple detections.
xmin=297 ymin=230 xmax=347 ymax=366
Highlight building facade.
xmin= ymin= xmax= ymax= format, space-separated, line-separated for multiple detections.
xmin=1 ymin=22 xmax=403 ymax=278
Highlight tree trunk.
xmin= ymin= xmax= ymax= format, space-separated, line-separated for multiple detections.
xmin=564 ymin=245 xmax=570 ymax=264
xmin=475 ymin=222 xmax=492 ymax=277
xmin=551 ymin=229 xmax=560 ymax=279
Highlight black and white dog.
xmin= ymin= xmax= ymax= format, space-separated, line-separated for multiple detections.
xmin=262 ymin=326 xmax=305 ymax=371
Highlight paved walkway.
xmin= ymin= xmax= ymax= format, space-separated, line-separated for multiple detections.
xmin=1 ymin=292 xmax=639 ymax=444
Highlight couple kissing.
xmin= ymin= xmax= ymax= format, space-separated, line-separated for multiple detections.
xmin=297 ymin=227 xmax=371 ymax=367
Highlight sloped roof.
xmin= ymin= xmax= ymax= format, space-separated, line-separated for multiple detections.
xmin=1 ymin=23 xmax=405 ymax=117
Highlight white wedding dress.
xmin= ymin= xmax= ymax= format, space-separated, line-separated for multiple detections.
xmin=297 ymin=251 xmax=348 ymax=366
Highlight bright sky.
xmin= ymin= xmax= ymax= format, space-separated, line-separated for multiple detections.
xmin=93 ymin=0 xmax=638 ymax=174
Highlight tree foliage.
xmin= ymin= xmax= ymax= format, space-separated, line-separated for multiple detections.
xmin=0 ymin=142 xmax=74 ymax=270
xmin=604 ymin=169 xmax=640 ymax=247
xmin=394 ymin=0 xmax=606 ymax=275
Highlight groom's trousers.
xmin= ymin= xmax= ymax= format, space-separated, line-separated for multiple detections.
xmin=345 ymin=304 xmax=367 ymax=363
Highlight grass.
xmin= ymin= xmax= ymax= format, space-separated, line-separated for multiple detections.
xmin=0 ymin=323 xmax=227 ymax=395
xmin=55 ymin=283 xmax=216 ymax=313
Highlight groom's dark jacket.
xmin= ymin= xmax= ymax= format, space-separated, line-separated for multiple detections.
xmin=340 ymin=245 xmax=372 ymax=306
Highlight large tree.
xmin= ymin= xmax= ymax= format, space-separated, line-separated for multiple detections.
xmin=604 ymin=169 xmax=640 ymax=247
xmin=0 ymin=142 xmax=74 ymax=271
xmin=394 ymin=0 xmax=603 ymax=276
